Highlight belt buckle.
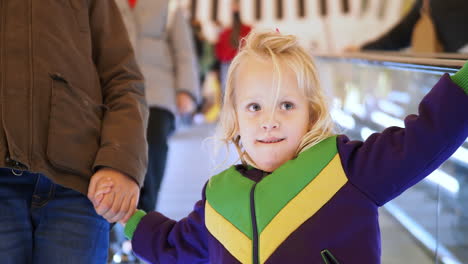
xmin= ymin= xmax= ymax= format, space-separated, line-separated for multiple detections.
xmin=6 ymin=156 xmax=25 ymax=176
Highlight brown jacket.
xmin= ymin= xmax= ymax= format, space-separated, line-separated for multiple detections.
xmin=0 ymin=0 xmax=148 ymax=195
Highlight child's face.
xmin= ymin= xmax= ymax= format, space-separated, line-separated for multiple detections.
xmin=234 ymin=57 xmax=310 ymax=172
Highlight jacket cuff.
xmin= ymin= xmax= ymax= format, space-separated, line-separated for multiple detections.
xmin=93 ymin=144 xmax=146 ymax=186
xmin=451 ymin=62 xmax=468 ymax=94
xmin=124 ymin=210 xmax=147 ymax=240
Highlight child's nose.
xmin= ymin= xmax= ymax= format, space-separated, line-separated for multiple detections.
xmin=261 ymin=119 xmax=279 ymax=131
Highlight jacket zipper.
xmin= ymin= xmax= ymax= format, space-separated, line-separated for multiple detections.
xmin=250 ymin=182 xmax=259 ymax=264
xmin=0 ymin=0 xmax=4 ymax=142
xmin=28 ymin=0 xmax=33 ymax=166
xmin=321 ymin=249 xmax=340 ymax=264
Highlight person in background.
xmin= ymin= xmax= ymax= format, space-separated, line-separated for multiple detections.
xmin=191 ymin=19 xmax=215 ymax=85
xmin=215 ymin=0 xmax=252 ymax=93
xmin=191 ymin=18 xmax=222 ymax=123
xmin=105 ymin=30 xmax=467 ymax=263
xmin=112 ymin=0 xmax=200 ymax=261
xmin=0 ymin=0 xmax=148 ymax=263
xmin=357 ymin=0 xmax=468 ymax=52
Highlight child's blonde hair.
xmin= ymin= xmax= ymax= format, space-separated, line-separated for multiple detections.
xmin=215 ymin=30 xmax=335 ymax=167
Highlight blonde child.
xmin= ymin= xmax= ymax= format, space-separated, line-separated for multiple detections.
xmin=95 ymin=30 xmax=468 ymax=263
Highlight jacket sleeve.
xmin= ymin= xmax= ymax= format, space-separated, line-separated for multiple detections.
xmin=362 ymin=0 xmax=422 ymax=51
xmin=168 ymin=8 xmax=201 ymax=104
xmin=88 ymin=0 xmax=149 ymax=185
xmin=337 ymin=74 xmax=468 ymax=206
xmin=132 ymin=185 xmax=209 ymax=264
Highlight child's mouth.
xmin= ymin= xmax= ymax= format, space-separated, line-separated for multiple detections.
xmin=257 ymin=138 xmax=285 ymax=144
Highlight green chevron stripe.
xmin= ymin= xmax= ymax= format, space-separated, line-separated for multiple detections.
xmin=255 ymin=136 xmax=338 ymax=233
xmin=206 ymin=166 xmax=255 ymax=239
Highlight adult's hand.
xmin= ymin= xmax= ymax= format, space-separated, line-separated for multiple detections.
xmin=88 ymin=167 xmax=140 ymax=223
xmin=176 ymin=92 xmax=196 ymax=115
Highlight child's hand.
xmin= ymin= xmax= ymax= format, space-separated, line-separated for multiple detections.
xmin=93 ymin=177 xmax=114 ymax=207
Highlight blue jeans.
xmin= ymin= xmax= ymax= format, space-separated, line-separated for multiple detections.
xmin=0 ymin=168 xmax=110 ymax=264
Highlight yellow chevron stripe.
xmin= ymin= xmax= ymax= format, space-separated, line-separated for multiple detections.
xmin=205 ymin=201 xmax=253 ymax=264
xmin=259 ymin=154 xmax=348 ymax=263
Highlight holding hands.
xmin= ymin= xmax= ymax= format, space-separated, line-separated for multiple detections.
xmin=88 ymin=168 xmax=138 ymax=223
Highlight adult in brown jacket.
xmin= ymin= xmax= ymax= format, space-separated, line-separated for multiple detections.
xmin=0 ymin=0 xmax=148 ymax=263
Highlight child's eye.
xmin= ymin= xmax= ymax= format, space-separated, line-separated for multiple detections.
xmin=247 ymin=103 xmax=261 ymax=112
xmin=281 ymin=102 xmax=295 ymax=110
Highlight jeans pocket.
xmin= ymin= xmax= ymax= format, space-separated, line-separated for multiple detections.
xmin=33 ymin=184 xmax=110 ymax=263
xmin=47 ymin=72 xmax=106 ymax=177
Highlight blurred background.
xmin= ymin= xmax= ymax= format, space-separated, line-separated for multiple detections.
xmin=184 ymin=0 xmax=411 ymax=52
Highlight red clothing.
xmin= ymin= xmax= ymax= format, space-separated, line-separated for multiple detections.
xmin=215 ymin=24 xmax=251 ymax=62
xmin=128 ymin=0 xmax=137 ymax=8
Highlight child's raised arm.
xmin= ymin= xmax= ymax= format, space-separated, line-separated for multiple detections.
xmin=337 ymin=61 xmax=468 ymax=206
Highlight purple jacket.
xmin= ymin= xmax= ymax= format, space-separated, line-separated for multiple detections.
xmin=131 ymin=74 xmax=468 ymax=263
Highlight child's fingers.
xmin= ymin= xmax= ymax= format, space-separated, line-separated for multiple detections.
xmin=94 ymin=186 xmax=113 ymax=197
xmin=99 ymin=181 xmax=114 ymax=188
xmin=94 ymin=179 xmax=113 ymax=193
xmin=95 ymin=193 xmax=104 ymax=207
xmin=93 ymin=178 xmax=114 ymax=203
xmin=99 ymin=178 xmax=114 ymax=187
xmin=95 ymin=192 xmax=115 ymax=217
